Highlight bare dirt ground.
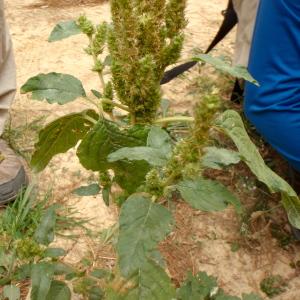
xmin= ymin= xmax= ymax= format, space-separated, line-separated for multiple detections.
xmin=4 ymin=0 xmax=300 ymax=299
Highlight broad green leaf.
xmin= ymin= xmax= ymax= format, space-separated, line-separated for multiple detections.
xmin=216 ymin=110 xmax=300 ymax=228
xmin=46 ymin=280 xmax=71 ymax=300
xmin=194 ymin=54 xmax=258 ymax=86
xmin=3 ymin=285 xmax=20 ymax=300
xmin=108 ymin=147 xmax=168 ymax=166
xmin=124 ymin=259 xmax=176 ymax=300
xmin=177 ymin=271 xmax=218 ymax=300
xmin=177 ymin=177 xmax=241 ymax=213
xmin=44 ymin=248 xmax=66 ymax=258
xmin=48 ymin=20 xmax=81 ymax=42
xmin=202 ymin=147 xmax=241 ymax=170
xmin=77 ymin=120 xmax=150 ymax=193
xmin=21 ymin=73 xmax=86 ymax=104
xmin=78 ymin=119 xmax=147 ymax=171
xmin=31 ymin=110 xmax=98 ymax=172
xmin=147 ymin=126 xmax=172 ymax=157
xmin=108 ymin=127 xmax=172 ymax=166
xmin=117 ymin=194 xmax=173 ymax=278
xmin=242 ymin=294 xmax=263 ymax=300
xmin=31 ymin=263 xmax=54 ymax=300
xmin=34 ymin=206 xmax=56 ymax=245
xmin=72 ymin=183 xmax=100 ymax=196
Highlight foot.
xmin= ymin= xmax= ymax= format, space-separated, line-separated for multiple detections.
xmin=0 ymin=139 xmax=27 ymax=204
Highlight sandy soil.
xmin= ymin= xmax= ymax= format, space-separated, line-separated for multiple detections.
xmin=4 ymin=0 xmax=300 ymax=299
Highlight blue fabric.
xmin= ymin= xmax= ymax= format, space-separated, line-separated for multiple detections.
xmin=245 ymin=0 xmax=300 ymax=171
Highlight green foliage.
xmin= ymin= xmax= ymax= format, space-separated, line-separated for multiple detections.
xmin=260 ymin=275 xmax=286 ymax=298
xmin=117 ymin=194 xmax=173 ymax=278
xmin=3 ymin=285 xmax=20 ymax=300
xmin=20 ymin=73 xmax=86 ymax=104
xmin=30 ymin=263 xmax=54 ymax=300
xmin=177 ymin=272 xmax=263 ymax=300
xmin=108 ymin=126 xmax=172 ymax=167
xmin=177 ymin=177 xmax=243 ymax=214
xmin=77 ymin=119 xmax=150 ymax=194
xmin=34 ymin=205 xmax=57 ymax=246
xmin=48 ymin=20 xmax=81 ymax=42
xmin=46 ymin=280 xmax=71 ymax=300
xmin=31 ymin=110 xmax=98 ymax=172
xmin=194 ymin=54 xmax=259 ymax=86
xmin=216 ymin=110 xmax=300 ymax=228
xmin=177 ymin=271 xmax=218 ymax=300
xmin=72 ymin=183 xmax=101 ymax=196
xmin=202 ymin=147 xmax=241 ymax=170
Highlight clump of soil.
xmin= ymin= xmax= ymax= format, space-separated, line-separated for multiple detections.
xmin=29 ymin=0 xmax=106 ymax=8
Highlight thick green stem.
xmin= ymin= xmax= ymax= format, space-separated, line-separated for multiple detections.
xmin=155 ymin=116 xmax=194 ymax=124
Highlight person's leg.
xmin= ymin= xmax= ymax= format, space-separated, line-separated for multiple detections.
xmin=232 ymin=0 xmax=259 ymax=67
xmin=245 ymin=0 xmax=300 ymax=236
xmin=0 ymin=0 xmax=16 ymax=134
xmin=0 ymin=1 xmax=27 ymax=203
xmin=245 ymin=0 xmax=300 ymax=173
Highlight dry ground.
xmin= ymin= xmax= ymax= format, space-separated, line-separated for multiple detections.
xmin=4 ymin=0 xmax=300 ymax=299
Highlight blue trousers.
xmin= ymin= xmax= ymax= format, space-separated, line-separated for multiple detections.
xmin=245 ymin=0 xmax=300 ymax=171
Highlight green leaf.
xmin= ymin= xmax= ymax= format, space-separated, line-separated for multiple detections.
xmin=21 ymin=73 xmax=86 ymax=104
xmin=13 ymin=264 xmax=31 ymax=281
xmin=177 ymin=271 xmax=218 ymax=300
xmin=194 ymin=54 xmax=259 ymax=86
xmin=102 ymin=187 xmax=110 ymax=206
xmin=72 ymin=183 xmax=101 ymax=196
xmin=242 ymin=294 xmax=263 ymax=300
xmin=31 ymin=263 xmax=54 ymax=300
xmin=91 ymin=89 xmax=102 ymax=99
xmin=117 ymin=194 xmax=173 ymax=278
xmin=3 ymin=285 xmax=20 ymax=300
xmin=34 ymin=206 xmax=56 ymax=246
xmin=77 ymin=120 xmax=150 ymax=193
xmin=88 ymin=286 xmax=105 ymax=300
xmin=46 ymin=280 xmax=71 ymax=300
xmin=202 ymin=147 xmax=241 ymax=170
xmin=108 ymin=147 xmax=168 ymax=167
xmin=177 ymin=177 xmax=241 ymax=213
xmin=147 ymin=126 xmax=172 ymax=157
xmin=216 ymin=110 xmax=300 ymax=228
xmin=44 ymin=248 xmax=66 ymax=258
xmin=31 ymin=110 xmax=98 ymax=172
xmin=108 ymin=127 xmax=172 ymax=167
xmin=90 ymin=269 xmax=111 ymax=279
xmin=48 ymin=20 xmax=81 ymax=42
xmin=52 ymin=263 xmax=75 ymax=276
xmin=78 ymin=119 xmax=147 ymax=171
xmin=124 ymin=259 xmax=176 ymax=300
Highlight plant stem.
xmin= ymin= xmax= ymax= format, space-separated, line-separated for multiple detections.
xmin=88 ymin=36 xmax=106 ymax=90
xmin=155 ymin=116 xmax=195 ymax=124
xmin=101 ymin=98 xmax=130 ymax=112
xmin=84 ymin=115 xmax=98 ymax=125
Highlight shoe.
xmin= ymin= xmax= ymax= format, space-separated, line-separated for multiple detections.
xmin=288 ymin=165 xmax=300 ymax=240
xmin=0 ymin=139 xmax=27 ymax=204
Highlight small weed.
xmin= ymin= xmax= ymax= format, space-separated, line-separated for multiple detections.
xmin=260 ymin=275 xmax=287 ymax=298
